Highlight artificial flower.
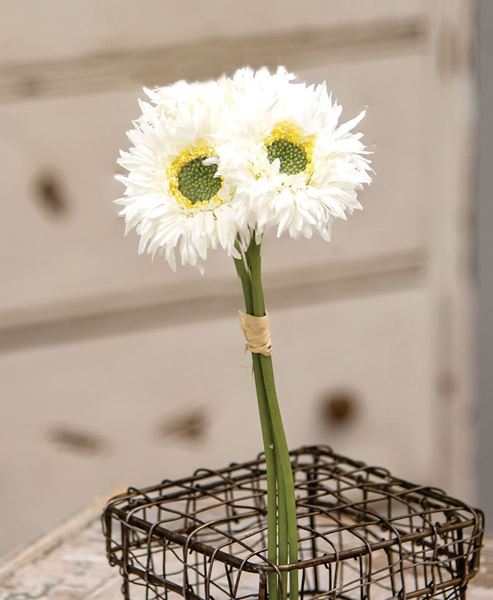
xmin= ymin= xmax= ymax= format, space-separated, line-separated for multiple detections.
xmin=113 ymin=68 xmax=374 ymax=600
xmin=217 ymin=66 xmax=372 ymax=241
xmin=115 ymin=79 xmax=248 ymax=272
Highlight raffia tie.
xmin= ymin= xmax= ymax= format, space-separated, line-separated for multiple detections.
xmin=238 ymin=311 xmax=272 ymax=357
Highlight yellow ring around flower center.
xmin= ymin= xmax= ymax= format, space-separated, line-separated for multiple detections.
xmin=264 ymin=121 xmax=314 ymax=176
xmin=168 ymin=141 xmax=223 ymax=209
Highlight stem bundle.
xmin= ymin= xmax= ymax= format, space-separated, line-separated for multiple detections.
xmin=234 ymin=240 xmax=299 ymax=600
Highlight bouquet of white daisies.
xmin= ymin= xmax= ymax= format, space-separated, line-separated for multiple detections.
xmin=116 ymin=66 xmax=371 ymax=600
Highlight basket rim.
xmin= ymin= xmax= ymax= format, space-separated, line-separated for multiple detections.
xmin=103 ymin=445 xmax=484 ymax=574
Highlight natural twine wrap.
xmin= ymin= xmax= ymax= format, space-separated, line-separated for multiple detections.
xmin=239 ymin=311 xmax=272 ymax=356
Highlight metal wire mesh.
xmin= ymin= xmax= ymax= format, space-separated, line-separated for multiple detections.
xmin=102 ymin=446 xmax=484 ymax=599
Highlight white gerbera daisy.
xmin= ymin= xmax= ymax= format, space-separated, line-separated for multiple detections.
xmin=218 ymin=67 xmax=372 ymax=241
xmin=115 ymin=79 xmax=248 ymax=272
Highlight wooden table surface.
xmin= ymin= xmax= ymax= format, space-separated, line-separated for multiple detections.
xmin=0 ymin=496 xmax=491 ymax=599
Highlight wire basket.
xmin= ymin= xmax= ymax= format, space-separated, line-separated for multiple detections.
xmin=102 ymin=446 xmax=483 ymax=599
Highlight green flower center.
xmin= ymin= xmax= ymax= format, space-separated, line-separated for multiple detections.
xmin=177 ymin=157 xmax=222 ymax=204
xmin=266 ymin=139 xmax=308 ymax=175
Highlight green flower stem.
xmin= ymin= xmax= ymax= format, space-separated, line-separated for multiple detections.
xmin=245 ymin=242 xmax=299 ymax=600
xmin=233 ymin=251 xmax=279 ymax=600
xmin=274 ymin=451 xmax=288 ymax=597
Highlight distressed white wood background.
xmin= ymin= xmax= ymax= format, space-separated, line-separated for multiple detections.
xmin=0 ymin=0 xmax=480 ymax=567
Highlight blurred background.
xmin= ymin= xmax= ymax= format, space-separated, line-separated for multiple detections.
xmin=0 ymin=0 xmax=491 ymax=558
